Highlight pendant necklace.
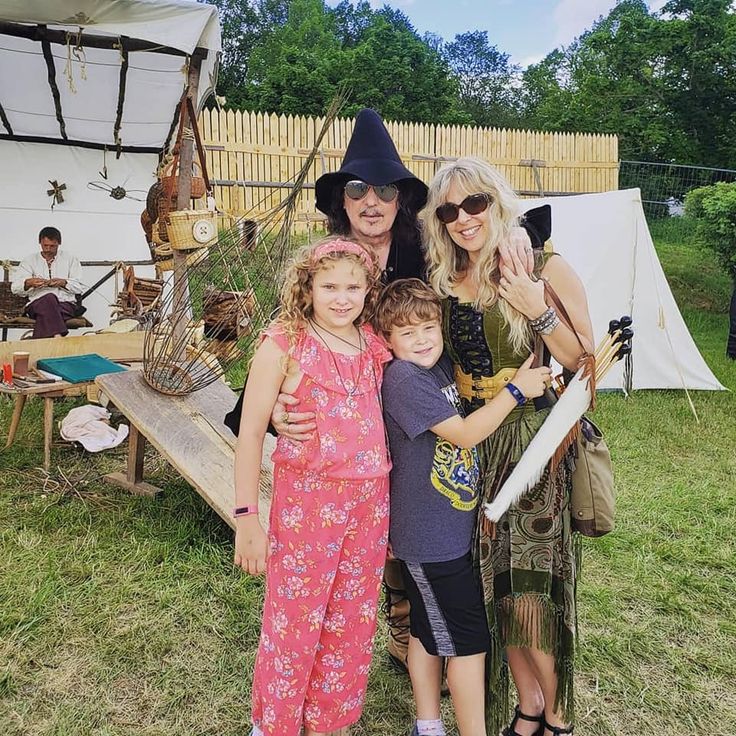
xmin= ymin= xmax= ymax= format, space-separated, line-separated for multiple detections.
xmin=308 ymin=319 xmax=365 ymax=408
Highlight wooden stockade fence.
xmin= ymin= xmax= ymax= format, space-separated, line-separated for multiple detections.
xmin=199 ymin=109 xmax=619 ymax=232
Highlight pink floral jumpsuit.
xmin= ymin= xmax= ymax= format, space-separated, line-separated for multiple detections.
xmin=251 ymin=325 xmax=392 ymax=736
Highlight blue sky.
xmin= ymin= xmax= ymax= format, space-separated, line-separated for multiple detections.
xmin=326 ymin=0 xmax=669 ymax=67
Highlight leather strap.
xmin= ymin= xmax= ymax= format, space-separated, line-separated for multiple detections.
xmin=185 ymin=96 xmax=211 ymax=193
xmin=539 ymin=275 xmax=597 ymax=405
xmin=162 ymin=91 xmax=212 ymax=199
xmin=541 ymin=277 xmax=587 ymax=356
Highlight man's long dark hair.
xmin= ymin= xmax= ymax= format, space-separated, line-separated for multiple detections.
xmin=326 ymin=180 xmax=423 ymax=252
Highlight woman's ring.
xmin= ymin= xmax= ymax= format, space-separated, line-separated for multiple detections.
xmin=281 ymin=411 xmax=290 ymax=425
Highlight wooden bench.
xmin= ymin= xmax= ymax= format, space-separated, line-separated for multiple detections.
xmin=0 ymin=265 xmax=93 ymax=340
xmin=96 ymin=370 xmax=274 ymax=531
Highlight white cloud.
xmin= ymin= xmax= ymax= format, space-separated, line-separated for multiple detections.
xmin=552 ymin=0 xmax=617 ymax=47
xmin=519 ymin=53 xmax=546 ymax=68
xmin=552 ymin=0 xmax=668 ymax=48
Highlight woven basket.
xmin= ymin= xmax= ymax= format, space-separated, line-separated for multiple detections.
xmin=167 ymin=209 xmax=217 ymax=251
xmin=161 ymin=161 xmax=206 ymax=200
xmin=0 ymin=281 xmax=25 ymax=318
xmin=202 ymin=286 xmax=256 ymax=340
xmin=146 ymin=181 xmax=163 ymax=221
xmin=140 ymin=209 xmax=153 ymax=243
xmin=143 ymin=361 xmax=194 ymax=396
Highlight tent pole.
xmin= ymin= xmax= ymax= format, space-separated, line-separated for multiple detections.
xmin=170 ymin=58 xmax=201 ymax=360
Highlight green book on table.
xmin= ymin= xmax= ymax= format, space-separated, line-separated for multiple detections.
xmin=36 ymin=354 xmax=128 ymax=384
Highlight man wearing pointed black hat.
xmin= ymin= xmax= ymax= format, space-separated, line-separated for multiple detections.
xmin=313 ymin=108 xmax=428 ymax=282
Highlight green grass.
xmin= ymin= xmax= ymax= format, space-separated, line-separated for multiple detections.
xmin=1 ymin=233 xmax=735 ymax=735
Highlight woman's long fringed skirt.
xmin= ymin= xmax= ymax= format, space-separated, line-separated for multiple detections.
xmin=474 ymin=409 xmax=578 ymax=735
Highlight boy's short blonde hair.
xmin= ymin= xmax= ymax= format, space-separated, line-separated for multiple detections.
xmin=373 ymin=278 xmax=442 ymax=338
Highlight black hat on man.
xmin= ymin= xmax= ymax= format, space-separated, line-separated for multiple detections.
xmin=315 ymin=108 xmax=428 ymax=215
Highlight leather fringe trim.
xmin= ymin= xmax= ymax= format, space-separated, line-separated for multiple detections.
xmin=486 ymin=593 xmax=576 ymax=731
xmin=549 ymin=421 xmax=580 ymax=475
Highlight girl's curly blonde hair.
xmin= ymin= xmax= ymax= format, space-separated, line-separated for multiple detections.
xmin=419 ymin=157 xmax=532 ymax=354
xmin=272 ymin=237 xmax=382 ymax=349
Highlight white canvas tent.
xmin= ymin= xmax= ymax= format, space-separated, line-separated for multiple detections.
xmin=523 ymin=188 xmax=724 ymax=391
xmin=0 ymin=0 xmax=221 ymax=334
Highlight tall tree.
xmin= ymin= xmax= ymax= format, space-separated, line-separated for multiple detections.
xmin=442 ymin=31 xmax=521 ymax=128
xmin=202 ymin=0 xmax=261 ymax=108
xmin=340 ymin=11 xmax=467 ymax=123
xmin=242 ymin=0 xmax=349 ymax=115
xmin=520 ymin=1 xmax=677 ymax=159
xmin=519 ymin=0 xmax=736 ymax=166
xmin=330 ymin=0 xmax=374 ymax=47
xmin=658 ymin=0 xmax=736 ymax=167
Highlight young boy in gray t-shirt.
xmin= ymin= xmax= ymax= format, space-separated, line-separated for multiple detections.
xmin=374 ymin=279 xmax=550 ymax=736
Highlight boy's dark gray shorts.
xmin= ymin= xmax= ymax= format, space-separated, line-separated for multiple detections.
xmin=400 ymin=551 xmax=490 ymax=657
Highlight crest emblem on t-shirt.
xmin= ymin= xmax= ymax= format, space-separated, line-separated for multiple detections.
xmin=430 ymin=439 xmax=479 ymax=511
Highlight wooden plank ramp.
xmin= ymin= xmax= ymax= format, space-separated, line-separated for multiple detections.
xmin=96 ymin=371 xmax=273 ymax=530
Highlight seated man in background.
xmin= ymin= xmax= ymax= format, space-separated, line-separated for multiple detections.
xmin=11 ymin=226 xmax=85 ymax=339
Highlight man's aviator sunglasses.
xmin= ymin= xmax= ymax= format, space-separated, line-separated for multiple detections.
xmin=435 ymin=193 xmax=492 ymax=224
xmin=344 ymin=180 xmax=399 ymax=203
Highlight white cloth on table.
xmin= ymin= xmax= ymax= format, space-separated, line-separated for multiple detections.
xmin=60 ymin=405 xmax=129 ymax=452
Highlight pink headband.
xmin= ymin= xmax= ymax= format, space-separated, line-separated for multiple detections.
xmin=312 ymin=239 xmax=373 ymax=268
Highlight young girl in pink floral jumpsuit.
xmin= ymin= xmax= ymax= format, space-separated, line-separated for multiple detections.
xmin=234 ymin=238 xmax=392 ymax=736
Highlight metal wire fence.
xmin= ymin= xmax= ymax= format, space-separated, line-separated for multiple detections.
xmin=619 ymin=160 xmax=736 ymax=238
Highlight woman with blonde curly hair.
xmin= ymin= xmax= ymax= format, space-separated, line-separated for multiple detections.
xmin=420 ymin=158 xmax=593 ymax=736
xmin=233 ymin=237 xmax=392 ymax=736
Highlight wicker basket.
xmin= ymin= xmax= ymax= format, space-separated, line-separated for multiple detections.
xmin=160 ymin=160 xmax=206 ymax=200
xmin=140 ymin=209 xmax=153 ymax=243
xmin=202 ymin=286 xmax=256 ymax=340
xmin=143 ymin=361 xmax=194 ymax=396
xmin=167 ymin=209 xmax=218 ymax=250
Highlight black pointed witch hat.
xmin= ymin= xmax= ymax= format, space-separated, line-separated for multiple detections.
xmin=315 ymin=108 xmax=428 ymax=215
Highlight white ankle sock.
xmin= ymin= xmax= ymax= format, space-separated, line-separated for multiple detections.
xmin=416 ymin=719 xmax=446 ymax=736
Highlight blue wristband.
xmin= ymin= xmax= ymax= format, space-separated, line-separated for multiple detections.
xmin=505 ymin=382 xmax=526 ymax=406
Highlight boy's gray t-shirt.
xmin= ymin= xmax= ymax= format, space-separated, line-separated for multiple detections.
xmin=382 ymin=354 xmax=480 ymax=563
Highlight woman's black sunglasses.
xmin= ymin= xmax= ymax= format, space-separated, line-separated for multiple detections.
xmin=344 ymin=180 xmax=399 ymax=203
xmin=435 ymin=193 xmax=492 ymax=224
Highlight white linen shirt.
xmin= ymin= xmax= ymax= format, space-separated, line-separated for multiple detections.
xmin=11 ymin=251 xmax=85 ymax=305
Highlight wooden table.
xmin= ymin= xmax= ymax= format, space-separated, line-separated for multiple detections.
xmin=1 ymin=379 xmax=93 ymax=470
xmin=96 ymin=371 xmax=274 ymax=530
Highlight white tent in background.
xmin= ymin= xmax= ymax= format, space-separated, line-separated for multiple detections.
xmin=0 ymin=0 xmax=221 ymax=334
xmin=523 ymin=188 xmax=725 ymax=391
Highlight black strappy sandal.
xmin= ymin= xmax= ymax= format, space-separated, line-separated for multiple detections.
xmin=502 ymin=705 xmax=545 ymax=736
xmin=543 ymin=720 xmax=574 ymax=735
